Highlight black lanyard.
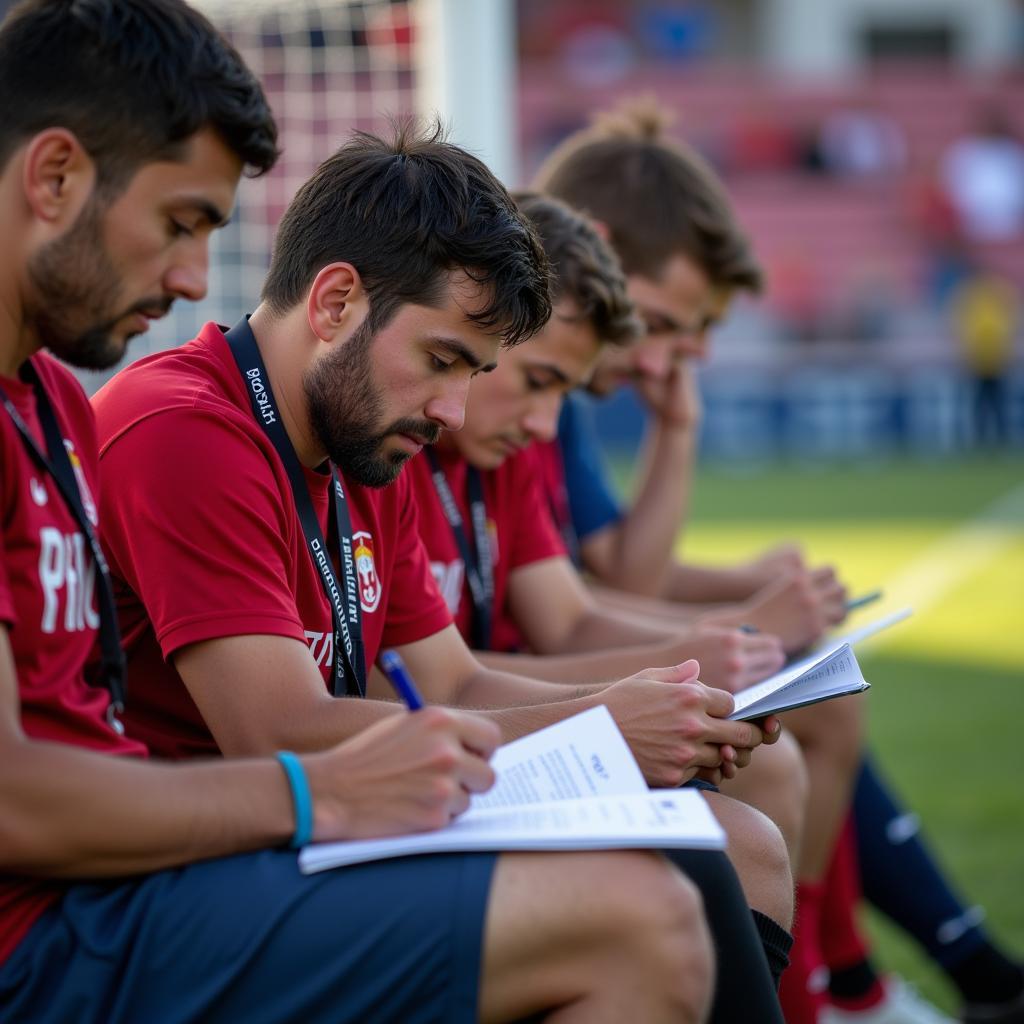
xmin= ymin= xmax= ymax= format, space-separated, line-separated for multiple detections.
xmin=224 ymin=319 xmax=366 ymax=698
xmin=545 ymin=463 xmax=582 ymax=569
xmin=425 ymin=448 xmax=493 ymax=650
xmin=0 ymin=361 xmax=127 ymax=733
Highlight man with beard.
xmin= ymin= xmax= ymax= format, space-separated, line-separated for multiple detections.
xmin=93 ymin=126 xmax=774 ymax=792
xmin=0 ymin=3 xmax=717 ymax=1022
xmin=92 ymin=123 xmax=799 ymax=1021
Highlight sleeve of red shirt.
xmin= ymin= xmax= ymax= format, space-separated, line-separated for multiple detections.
xmin=506 ymin=446 xmax=568 ymax=571
xmin=98 ymin=407 xmax=309 ymax=658
xmin=378 ymin=470 xmax=453 ymax=648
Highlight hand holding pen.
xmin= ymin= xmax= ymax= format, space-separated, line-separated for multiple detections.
xmin=360 ymin=648 xmax=499 ymax=818
xmin=295 ymin=651 xmax=500 ymax=841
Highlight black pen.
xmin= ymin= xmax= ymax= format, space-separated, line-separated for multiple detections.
xmin=845 ymin=589 xmax=883 ymax=612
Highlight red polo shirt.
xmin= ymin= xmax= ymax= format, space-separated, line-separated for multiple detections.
xmin=92 ymin=323 xmax=452 ymax=760
xmin=405 ymin=443 xmax=565 ymax=652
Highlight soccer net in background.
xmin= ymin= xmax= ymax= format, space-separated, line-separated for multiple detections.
xmin=82 ymin=0 xmax=418 ymax=389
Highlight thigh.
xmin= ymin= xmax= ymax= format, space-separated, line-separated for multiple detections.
xmin=0 ymin=849 xmax=496 ymax=1024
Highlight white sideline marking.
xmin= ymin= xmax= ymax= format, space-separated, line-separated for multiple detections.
xmin=864 ymin=480 xmax=1024 ymax=651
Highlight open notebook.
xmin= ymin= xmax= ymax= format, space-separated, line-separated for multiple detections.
xmin=728 ymin=607 xmax=912 ymax=721
xmin=299 ymin=706 xmax=725 ymax=874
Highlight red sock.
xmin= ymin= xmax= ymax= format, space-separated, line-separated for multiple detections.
xmin=780 ymin=880 xmax=828 ymax=1024
xmin=820 ymin=816 xmax=886 ymax=1010
xmin=821 ymin=816 xmax=870 ymax=967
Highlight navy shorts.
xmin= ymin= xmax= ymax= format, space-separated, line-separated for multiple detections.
xmin=683 ymin=778 xmax=720 ymax=794
xmin=0 ymin=849 xmax=496 ymax=1023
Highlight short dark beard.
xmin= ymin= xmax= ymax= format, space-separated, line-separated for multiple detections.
xmin=25 ymin=197 xmax=171 ymax=370
xmin=304 ymin=318 xmax=440 ymax=487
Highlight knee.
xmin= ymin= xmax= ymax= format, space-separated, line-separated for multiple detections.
xmin=732 ymin=730 xmax=809 ymax=861
xmin=649 ymin=862 xmax=715 ymax=1023
xmin=620 ymin=854 xmax=715 ymax=1022
xmin=706 ymin=794 xmax=794 ymax=929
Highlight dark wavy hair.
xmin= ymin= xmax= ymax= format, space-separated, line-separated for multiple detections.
xmin=514 ymin=192 xmax=642 ymax=348
xmin=0 ymin=0 xmax=278 ymax=190
xmin=261 ymin=119 xmax=552 ymax=347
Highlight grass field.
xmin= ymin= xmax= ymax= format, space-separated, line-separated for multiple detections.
xmin=621 ymin=454 xmax=1024 ymax=1013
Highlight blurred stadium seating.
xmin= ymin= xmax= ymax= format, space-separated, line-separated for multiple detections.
xmin=47 ymin=0 xmax=1020 ymax=457
xmin=516 ymin=1 xmax=1024 ymax=458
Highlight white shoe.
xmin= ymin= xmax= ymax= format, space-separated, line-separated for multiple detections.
xmin=821 ymin=977 xmax=956 ymax=1024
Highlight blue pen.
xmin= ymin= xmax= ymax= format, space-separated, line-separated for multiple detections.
xmin=379 ymin=649 xmax=425 ymax=710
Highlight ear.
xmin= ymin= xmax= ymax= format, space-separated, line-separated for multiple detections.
xmin=22 ymin=128 xmax=96 ymax=228
xmin=590 ymin=218 xmax=611 ymax=243
xmin=306 ymin=262 xmax=369 ymax=342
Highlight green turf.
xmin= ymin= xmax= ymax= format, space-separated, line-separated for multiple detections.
xmin=690 ymin=456 xmax=1023 ymax=525
xmin=858 ymin=652 xmax=1024 ymax=1012
xmin=611 ymin=452 xmax=1024 ymax=1013
xmin=611 ymin=453 xmax=1023 ymax=524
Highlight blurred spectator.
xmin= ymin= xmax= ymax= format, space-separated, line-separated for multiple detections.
xmin=835 ymin=264 xmax=900 ymax=343
xmin=556 ymin=4 xmax=635 ymax=86
xmin=771 ymin=249 xmax=825 ymax=344
xmin=795 ymin=120 xmax=829 ymax=175
xmin=818 ymin=104 xmax=907 ymax=179
xmin=634 ymin=2 xmax=716 ymax=62
xmin=519 ymin=1 xmax=635 ymax=84
xmin=940 ymin=105 xmax=1024 ymax=242
xmin=951 ymin=268 xmax=1019 ymax=446
xmin=911 ymin=170 xmax=972 ymax=307
xmin=728 ymin=99 xmax=800 ymax=174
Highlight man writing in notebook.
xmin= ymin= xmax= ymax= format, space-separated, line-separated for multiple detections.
xmin=93 ymin=125 xmax=775 ymax=790
xmin=0 ymin=4 xmax=717 ymax=1021
xmin=92 ymin=124 xmax=795 ymax=1020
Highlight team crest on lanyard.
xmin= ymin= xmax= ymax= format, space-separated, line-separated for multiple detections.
xmin=63 ymin=440 xmax=98 ymax=526
xmin=353 ymin=531 xmax=382 ymax=612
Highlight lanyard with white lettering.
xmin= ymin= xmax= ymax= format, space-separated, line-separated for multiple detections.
xmin=0 ymin=361 xmax=127 ymax=733
xmin=224 ymin=318 xmax=366 ymax=698
xmin=425 ymin=447 xmax=493 ymax=650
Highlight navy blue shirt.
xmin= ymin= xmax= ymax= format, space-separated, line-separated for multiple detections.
xmin=557 ymin=393 xmax=623 ymax=542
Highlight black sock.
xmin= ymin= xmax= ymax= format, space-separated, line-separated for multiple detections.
xmin=949 ymin=945 xmax=1024 ymax=1005
xmin=856 ymin=758 xmax=991 ymax=969
xmin=829 ymin=958 xmax=882 ymax=1001
xmin=752 ymin=909 xmax=794 ymax=990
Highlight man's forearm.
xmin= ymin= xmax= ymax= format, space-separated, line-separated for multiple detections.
xmin=589 ymin=581 xmax=707 ymax=627
xmin=450 ymin=664 xmax=606 ymax=709
xmin=557 ymin=605 xmax=679 ymax=655
xmin=586 ymin=421 xmax=697 ymax=595
xmin=0 ymin=735 xmax=294 ymax=877
xmin=660 ymin=561 xmax=767 ymax=604
xmin=175 ymin=634 xmax=406 ymax=759
xmin=448 ymin=675 xmax=618 ymax=744
xmin=477 ymin=646 xmax=658 ymax=686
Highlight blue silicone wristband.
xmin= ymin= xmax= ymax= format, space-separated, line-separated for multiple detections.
xmin=275 ymin=751 xmax=313 ymax=849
